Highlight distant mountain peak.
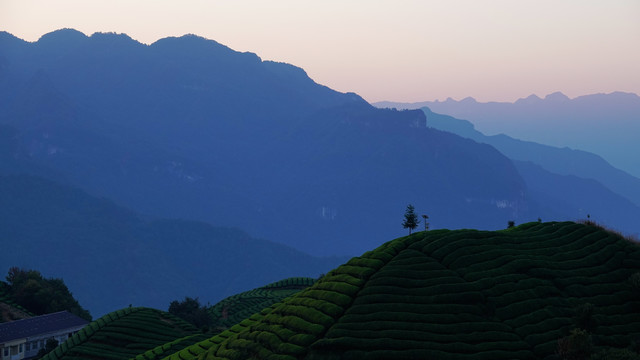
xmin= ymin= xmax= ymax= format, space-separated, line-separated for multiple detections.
xmin=576 ymin=91 xmax=640 ymax=101
xmin=544 ymin=91 xmax=570 ymax=102
xmin=610 ymin=91 xmax=640 ymax=98
xmin=516 ymin=91 xmax=571 ymax=104
xmin=0 ymin=31 xmax=25 ymax=42
xmin=151 ymin=33 xmax=224 ymax=47
xmin=515 ymin=94 xmax=542 ymax=105
xmin=89 ymin=31 xmax=140 ymax=45
xmin=149 ymin=33 xmax=262 ymax=64
xmin=442 ymin=96 xmax=478 ymax=104
xmin=37 ymin=28 xmax=88 ymax=44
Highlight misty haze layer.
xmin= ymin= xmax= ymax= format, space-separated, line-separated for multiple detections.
xmin=376 ymin=93 xmax=640 ymax=178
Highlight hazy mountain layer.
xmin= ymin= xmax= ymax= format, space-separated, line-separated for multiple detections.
xmin=0 ymin=29 xmax=531 ymax=255
xmin=0 ymin=174 xmax=344 ymax=316
xmin=419 ymin=108 xmax=640 ymax=236
xmin=375 ymin=92 xmax=640 ymax=178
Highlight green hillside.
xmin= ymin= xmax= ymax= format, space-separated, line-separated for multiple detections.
xmin=160 ymin=305 xmax=280 ymax=360
xmin=37 ymin=221 xmax=640 ymax=359
xmin=42 ymin=307 xmax=198 ymax=360
xmin=208 ymin=277 xmax=316 ymax=330
xmin=131 ymin=278 xmax=315 ymax=360
xmin=191 ymin=221 xmax=640 ymax=359
xmin=37 ymin=278 xmax=315 ymax=360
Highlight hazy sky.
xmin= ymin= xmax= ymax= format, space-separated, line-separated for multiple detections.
xmin=1 ymin=0 xmax=639 ymax=103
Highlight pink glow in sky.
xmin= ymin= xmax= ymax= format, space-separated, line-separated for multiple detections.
xmin=1 ymin=0 xmax=639 ymax=103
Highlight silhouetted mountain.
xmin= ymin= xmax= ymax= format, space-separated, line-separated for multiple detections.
xmin=0 ymin=173 xmax=344 ymax=317
xmin=375 ymin=92 xmax=640 ymax=178
xmin=421 ymin=108 xmax=640 ymax=210
xmin=0 ymin=29 xmax=533 ymax=255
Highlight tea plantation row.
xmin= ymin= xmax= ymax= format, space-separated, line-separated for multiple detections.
xmin=41 ymin=307 xmax=198 ymax=360
xmin=195 ymin=221 xmax=640 ymax=359
xmin=40 ymin=221 xmax=640 ymax=359
xmin=209 ymin=277 xmax=316 ymax=329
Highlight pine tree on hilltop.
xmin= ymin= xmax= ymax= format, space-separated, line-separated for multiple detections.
xmin=402 ymin=204 xmax=420 ymax=235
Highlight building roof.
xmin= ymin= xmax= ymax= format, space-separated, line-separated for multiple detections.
xmin=0 ymin=311 xmax=88 ymax=343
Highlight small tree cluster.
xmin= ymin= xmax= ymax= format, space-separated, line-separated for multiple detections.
xmin=4 ymin=267 xmax=92 ymax=321
xmin=168 ymin=296 xmax=212 ymax=332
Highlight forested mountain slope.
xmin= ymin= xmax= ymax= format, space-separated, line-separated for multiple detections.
xmin=2 ymin=29 xmax=538 ymax=256
xmin=0 ymin=174 xmax=343 ymax=316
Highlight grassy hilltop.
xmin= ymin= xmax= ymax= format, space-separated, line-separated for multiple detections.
xmin=44 ymin=221 xmax=640 ymax=359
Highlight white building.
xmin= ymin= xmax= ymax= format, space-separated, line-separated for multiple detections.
xmin=0 ymin=311 xmax=88 ymax=360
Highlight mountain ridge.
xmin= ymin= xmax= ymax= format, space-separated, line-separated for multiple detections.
xmin=374 ymin=91 xmax=640 ymax=178
xmin=0 ymin=173 xmax=345 ymax=317
xmin=420 ymin=107 xmax=640 ymax=212
xmin=374 ymin=91 xmax=639 ymax=109
xmin=1 ymin=29 xmax=534 ymax=256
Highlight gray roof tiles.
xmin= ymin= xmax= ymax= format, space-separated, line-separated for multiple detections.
xmin=0 ymin=311 xmax=88 ymax=343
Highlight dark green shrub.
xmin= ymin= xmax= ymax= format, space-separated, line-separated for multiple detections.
xmin=313 ymin=281 xmax=360 ymax=297
xmin=286 ymin=297 xmax=343 ymax=317
xmin=557 ymin=328 xmax=592 ymax=360
xmin=252 ymin=331 xmax=281 ymax=350
xmin=630 ymin=273 xmax=640 ymax=295
xmin=253 ymin=322 xmax=296 ymax=340
xmin=274 ymin=342 xmax=305 ymax=356
xmin=288 ymin=333 xmax=316 ymax=347
xmin=591 ymin=348 xmax=640 ymax=360
xmin=319 ymin=273 xmax=363 ymax=286
xmin=574 ymin=303 xmax=597 ymax=332
xmin=168 ymin=297 xmax=212 ymax=330
xmin=332 ymin=265 xmax=376 ymax=279
xmin=261 ymin=314 xmax=325 ymax=335
xmin=303 ymin=290 xmax=352 ymax=307
xmin=273 ymin=305 xmax=334 ymax=328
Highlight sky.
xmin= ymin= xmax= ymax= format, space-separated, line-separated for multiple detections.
xmin=1 ymin=0 xmax=639 ymax=103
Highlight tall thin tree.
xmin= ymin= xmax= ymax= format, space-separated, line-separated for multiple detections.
xmin=402 ymin=204 xmax=420 ymax=235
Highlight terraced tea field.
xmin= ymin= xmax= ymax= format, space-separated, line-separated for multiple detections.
xmin=209 ymin=277 xmax=316 ymax=329
xmin=193 ymin=221 xmax=640 ymax=359
xmin=37 ymin=278 xmax=314 ymax=360
xmin=42 ymin=307 xmax=198 ymax=360
xmin=39 ymin=221 xmax=640 ymax=359
xmin=161 ymin=305 xmax=279 ymax=360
